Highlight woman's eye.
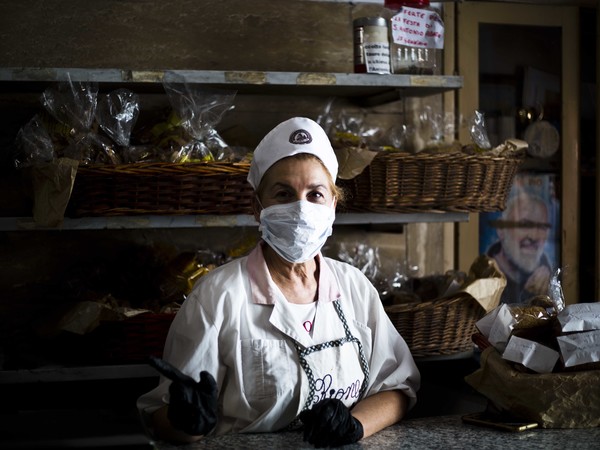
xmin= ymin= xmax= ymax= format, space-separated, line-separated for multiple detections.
xmin=308 ymin=191 xmax=326 ymax=202
xmin=273 ymin=190 xmax=292 ymax=200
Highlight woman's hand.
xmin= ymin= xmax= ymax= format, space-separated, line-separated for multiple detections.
xmin=149 ymin=356 xmax=218 ymax=436
xmin=299 ymin=398 xmax=364 ymax=447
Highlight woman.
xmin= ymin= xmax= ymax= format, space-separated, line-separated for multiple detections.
xmin=137 ymin=117 xmax=420 ymax=447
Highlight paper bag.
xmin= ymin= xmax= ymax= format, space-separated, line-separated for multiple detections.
xmin=334 ymin=146 xmax=379 ymax=180
xmin=465 ymin=347 xmax=600 ymax=428
xmin=454 ymin=254 xmax=507 ymax=313
xmin=29 ymin=157 xmax=79 ymax=227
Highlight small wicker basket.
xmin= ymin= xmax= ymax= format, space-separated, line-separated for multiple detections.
xmin=385 ymin=295 xmax=484 ymax=358
xmin=67 ymin=161 xmax=254 ymax=217
xmin=337 ymin=149 xmax=524 ymax=213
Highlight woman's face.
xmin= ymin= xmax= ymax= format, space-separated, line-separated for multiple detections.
xmin=256 ymin=156 xmax=336 ymax=210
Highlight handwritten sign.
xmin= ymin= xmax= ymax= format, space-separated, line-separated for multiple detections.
xmin=391 ymin=6 xmax=444 ymax=49
xmin=364 ymin=42 xmax=391 ymax=74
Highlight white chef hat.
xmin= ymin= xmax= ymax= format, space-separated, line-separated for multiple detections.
xmin=247 ymin=117 xmax=338 ymax=189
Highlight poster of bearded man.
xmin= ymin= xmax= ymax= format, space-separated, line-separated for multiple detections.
xmin=480 ymin=172 xmax=560 ymax=304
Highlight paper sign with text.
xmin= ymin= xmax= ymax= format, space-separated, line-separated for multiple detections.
xmin=390 ymin=7 xmax=444 ymax=49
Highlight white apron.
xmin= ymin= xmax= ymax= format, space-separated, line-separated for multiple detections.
xmin=270 ymin=298 xmax=370 ymax=427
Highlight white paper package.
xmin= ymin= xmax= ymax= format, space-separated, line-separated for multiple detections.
xmin=557 ymin=329 xmax=600 ymax=367
xmin=476 ymin=303 xmax=514 ymax=353
xmin=558 ymin=302 xmax=600 ymax=332
xmin=502 ymin=335 xmax=559 ymax=373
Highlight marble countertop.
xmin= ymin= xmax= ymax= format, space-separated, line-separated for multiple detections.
xmin=153 ymin=414 xmax=600 ymax=449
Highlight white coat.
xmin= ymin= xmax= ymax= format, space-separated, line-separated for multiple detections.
xmin=137 ymin=247 xmax=420 ymax=435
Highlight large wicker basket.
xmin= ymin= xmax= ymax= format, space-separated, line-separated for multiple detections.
xmin=90 ymin=312 xmax=176 ymax=364
xmin=67 ymin=161 xmax=254 ymax=217
xmin=337 ymin=150 xmax=524 ymax=213
xmin=385 ymin=295 xmax=485 ymax=358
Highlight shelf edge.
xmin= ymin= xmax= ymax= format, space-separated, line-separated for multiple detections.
xmin=0 ymin=212 xmax=469 ymax=230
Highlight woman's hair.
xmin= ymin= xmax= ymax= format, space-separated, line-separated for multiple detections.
xmin=255 ymin=153 xmax=346 ymax=204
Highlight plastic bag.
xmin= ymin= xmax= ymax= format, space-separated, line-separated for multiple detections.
xmin=95 ymin=88 xmax=140 ymax=147
xmin=62 ymin=132 xmax=120 ymax=165
xmin=476 ymin=302 xmax=557 ymax=353
xmin=41 ymin=76 xmax=120 ymax=164
xmin=41 ymin=76 xmax=98 ymax=132
xmin=336 ymin=242 xmax=381 ymax=282
xmin=162 ymin=71 xmax=237 ymax=163
xmin=469 ymin=110 xmax=492 ymax=151
xmin=335 ymin=242 xmax=391 ymax=298
xmin=548 ymin=267 xmax=566 ymax=313
xmin=14 ymin=114 xmax=55 ymax=168
xmin=316 ymin=97 xmax=337 ymax=136
xmin=329 ymin=109 xmax=384 ymax=149
xmin=417 ymin=105 xmax=448 ymax=148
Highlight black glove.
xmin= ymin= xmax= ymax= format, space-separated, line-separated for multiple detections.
xmin=299 ymin=398 xmax=364 ymax=448
xmin=149 ymin=355 xmax=218 ymax=436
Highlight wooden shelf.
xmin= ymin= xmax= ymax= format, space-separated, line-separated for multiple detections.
xmin=0 ymin=212 xmax=469 ymax=231
xmin=0 ymin=364 xmax=157 ymax=384
xmin=0 ymin=67 xmax=463 ymax=105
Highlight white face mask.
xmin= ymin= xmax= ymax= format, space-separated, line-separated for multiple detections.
xmin=259 ymin=200 xmax=335 ymax=263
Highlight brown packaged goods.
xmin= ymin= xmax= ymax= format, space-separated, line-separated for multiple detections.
xmin=466 ymin=347 xmax=600 ymax=428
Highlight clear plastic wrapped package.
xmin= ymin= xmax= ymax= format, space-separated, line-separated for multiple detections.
xmin=14 ymin=115 xmax=55 ymax=168
xmin=41 ymin=76 xmax=120 ymax=164
xmin=162 ymin=71 xmax=237 ymax=163
xmin=95 ymin=88 xmax=140 ymax=148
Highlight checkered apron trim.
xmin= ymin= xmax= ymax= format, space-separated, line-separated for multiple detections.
xmin=286 ymin=300 xmax=370 ymax=430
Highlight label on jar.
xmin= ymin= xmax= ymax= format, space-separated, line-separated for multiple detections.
xmin=364 ymin=40 xmax=390 ymax=74
xmin=391 ymin=6 xmax=444 ymax=49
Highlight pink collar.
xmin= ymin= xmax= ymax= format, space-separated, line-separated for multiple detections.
xmin=247 ymin=242 xmax=341 ymax=305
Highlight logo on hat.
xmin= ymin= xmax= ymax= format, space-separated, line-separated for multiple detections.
xmin=289 ymin=129 xmax=312 ymax=145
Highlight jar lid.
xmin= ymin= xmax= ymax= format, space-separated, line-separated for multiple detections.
xmin=385 ymin=0 xmax=430 ymax=8
xmin=353 ymin=17 xmax=388 ymax=28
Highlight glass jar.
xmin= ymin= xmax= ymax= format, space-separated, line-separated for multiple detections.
xmin=353 ymin=17 xmax=391 ymax=74
xmin=385 ymin=0 xmax=444 ymax=75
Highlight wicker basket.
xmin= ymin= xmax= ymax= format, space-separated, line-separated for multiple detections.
xmin=385 ymin=295 xmax=484 ymax=358
xmin=337 ymin=150 xmax=524 ymax=213
xmin=91 ymin=312 xmax=175 ymax=363
xmin=67 ymin=161 xmax=254 ymax=217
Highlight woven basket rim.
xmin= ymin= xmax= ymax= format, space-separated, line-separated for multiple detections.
xmin=78 ymin=161 xmax=252 ymax=168
xmin=336 ymin=146 xmax=527 ymax=163
xmin=75 ymin=161 xmax=251 ymax=176
xmin=384 ymin=293 xmax=481 ymax=314
xmin=68 ymin=160 xmax=255 ymax=216
xmin=384 ymin=294 xmax=485 ymax=357
xmin=335 ymin=146 xmax=525 ymax=213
